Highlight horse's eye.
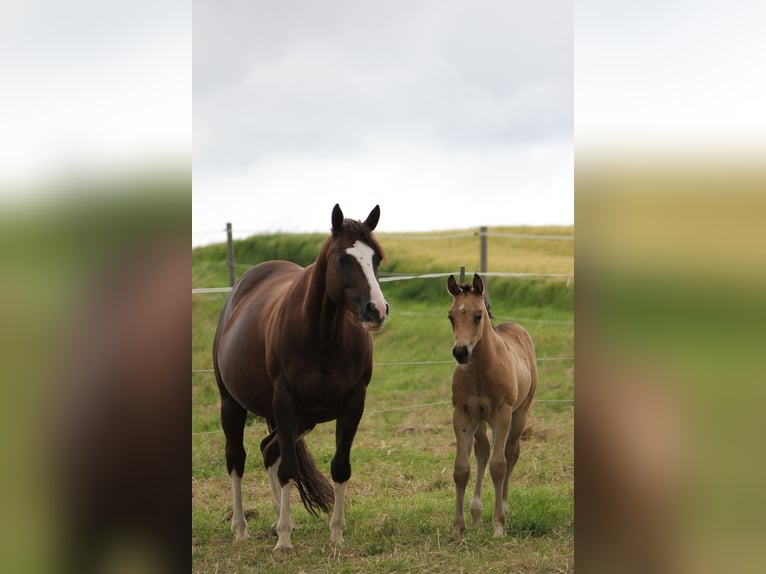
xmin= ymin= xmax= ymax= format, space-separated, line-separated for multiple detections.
xmin=473 ymin=313 xmax=482 ymax=324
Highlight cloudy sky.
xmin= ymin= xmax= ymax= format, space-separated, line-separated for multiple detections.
xmin=192 ymin=1 xmax=573 ymax=244
xmin=0 ymin=1 xmax=190 ymax=192
xmin=3 ymin=1 xmax=762 ymax=241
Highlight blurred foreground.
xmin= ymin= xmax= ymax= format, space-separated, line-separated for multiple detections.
xmin=0 ymin=176 xmax=189 ymax=573
xmin=575 ymin=162 xmax=766 ymax=573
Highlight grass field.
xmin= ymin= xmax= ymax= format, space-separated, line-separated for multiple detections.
xmin=192 ymin=226 xmax=574 ymax=573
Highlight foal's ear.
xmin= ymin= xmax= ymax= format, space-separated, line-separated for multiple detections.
xmin=364 ymin=205 xmax=380 ymax=231
xmin=331 ymin=204 xmax=344 ymax=231
xmin=447 ymin=275 xmax=461 ymax=296
xmin=472 ymin=273 xmax=484 ymax=295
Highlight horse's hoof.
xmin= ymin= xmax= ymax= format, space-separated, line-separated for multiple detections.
xmin=493 ymin=526 xmax=505 ymax=538
xmin=232 ymin=522 xmax=249 ymax=541
xmin=272 ymin=542 xmax=295 ymax=553
xmin=330 ymin=533 xmax=344 ymax=546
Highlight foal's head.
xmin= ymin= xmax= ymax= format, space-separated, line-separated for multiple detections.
xmin=325 ymin=204 xmax=389 ymax=331
xmin=446 ymin=273 xmax=490 ymax=364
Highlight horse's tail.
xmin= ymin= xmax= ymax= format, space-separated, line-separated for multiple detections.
xmin=295 ymin=438 xmax=334 ymax=516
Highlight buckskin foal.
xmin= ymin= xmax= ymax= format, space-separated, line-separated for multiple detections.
xmin=446 ymin=273 xmax=537 ymax=541
xmin=213 ymin=204 xmax=388 ymax=551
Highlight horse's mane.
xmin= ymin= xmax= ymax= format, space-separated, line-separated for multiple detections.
xmin=330 ymin=218 xmax=386 ymax=261
xmin=456 ymin=281 xmax=494 ymax=320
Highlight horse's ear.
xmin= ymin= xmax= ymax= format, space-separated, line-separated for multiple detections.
xmin=364 ymin=205 xmax=380 ymax=231
xmin=331 ymin=204 xmax=344 ymax=232
xmin=472 ymin=273 xmax=484 ymax=295
xmin=447 ymin=275 xmax=461 ymax=296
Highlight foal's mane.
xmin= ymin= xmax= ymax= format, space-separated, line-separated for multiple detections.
xmin=455 ymin=281 xmax=494 ymax=320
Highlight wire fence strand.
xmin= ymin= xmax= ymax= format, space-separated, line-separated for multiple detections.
xmin=193 ymin=270 xmax=573 ymax=294
xmin=192 ymin=398 xmax=574 ymax=437
xmin=192 ymin=356 xmax=573 ymax=374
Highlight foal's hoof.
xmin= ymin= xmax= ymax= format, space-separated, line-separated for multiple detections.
xmin=469 ymin=499 xmax=483 ymax=526
xmin=233 ymin=530 xmax=250 ymax=542
xmin=493 ymin=525 xmax=505 ymax=538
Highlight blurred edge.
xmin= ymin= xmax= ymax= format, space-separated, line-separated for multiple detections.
xmin=0 ymin=173 xmax=190 ymax=573
xmin=1 ymin=0 xmax=191 ymax=570
xmin=575 ymin=160 xmax=766 ymax=574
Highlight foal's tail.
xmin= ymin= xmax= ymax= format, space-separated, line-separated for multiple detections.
xmin=295 ymin=438 xmax=334 ymax=516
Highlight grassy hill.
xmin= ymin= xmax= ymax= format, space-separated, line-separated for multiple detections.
xmin=192 ymin=226 xmax=574 ymax=573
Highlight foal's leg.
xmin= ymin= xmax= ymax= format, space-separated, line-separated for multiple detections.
xmin=502 ymin=437 xmax=521 ymax=520
xmin=502 ymin=407 xmax=528 ymax=520
xmin=220 ymin=393 xmax=249 ymax=541
xmin=470 ymin=422 xmax=490 ymax=527
xmin=272 ymin=383 xmax=300 ymax=552
xmin=488 ymin=405 xmax=513 ymax=537
xmin=452 ymin=408 xmax=478 ymax=541
xmin=329 ymin=383 xmax=366 ymax=545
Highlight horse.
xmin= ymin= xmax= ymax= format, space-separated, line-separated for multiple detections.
xmin=446 ymin=273 xmax=537 ymax=541
xmin=212 ymin=204 xmax=389 ymax=552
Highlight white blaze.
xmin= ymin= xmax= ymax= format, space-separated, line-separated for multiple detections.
xmin=345 ymin=240 xmax=387 ymax=320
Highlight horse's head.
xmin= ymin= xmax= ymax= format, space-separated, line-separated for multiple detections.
xmin=446 ymin=273 xmax=489 ymax=364
xmin=325 ymin=204 xmax=389 ymax=332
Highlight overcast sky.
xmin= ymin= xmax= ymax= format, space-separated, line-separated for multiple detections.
xmin=2 ymin=1 xmax=762 ymax=242
xmin=0 ymin=1 xmax=190 ymax=193
xmin=192 ymin=1 xmax=573 ymax=244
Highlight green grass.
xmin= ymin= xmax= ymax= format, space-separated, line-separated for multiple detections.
xmin=192 ymin=227 xmax=574 ymax=573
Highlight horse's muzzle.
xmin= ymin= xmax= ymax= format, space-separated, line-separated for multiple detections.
xmin=452 ymin=346 xmax=470 ymax=364
xmin=361 ymin=301 xmax=389 ymax=331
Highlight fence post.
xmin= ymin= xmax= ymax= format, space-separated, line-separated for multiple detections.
xmin=226 ymin=222 xmax=235 ymax=287
xmin=479 ymin=226 xmax=488 ymax=294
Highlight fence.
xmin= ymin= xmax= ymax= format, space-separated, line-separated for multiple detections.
xmin=192 ymin=225 xmax=574 ymax=437
xmin=195 ymin=223 xmax=573 ymax=287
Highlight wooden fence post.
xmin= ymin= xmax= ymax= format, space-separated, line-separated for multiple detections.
xmin=479 ymin=226 xmax=488 ymax=295
xmin=226 ymin=222 xmax=235 ymax=287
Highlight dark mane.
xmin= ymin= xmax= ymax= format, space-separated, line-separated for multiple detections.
xmin=333 ymin=218 xmax=386 ymax=261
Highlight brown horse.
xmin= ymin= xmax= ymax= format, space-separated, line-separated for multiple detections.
xmin=213 ymin=204 xmax=388 ymax=551
xmin=446 ymin=273 xmax=537 ymax=541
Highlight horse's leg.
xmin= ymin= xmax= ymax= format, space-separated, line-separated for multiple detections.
xmin=329 ymin=383 xmax=366 ymax=545
xmin=259 ymin=426 xmax=280 ymax=537
xmin=470 ymin=422 xmax=489 ymax=527
xmin=488 ymin=405 xmax=513 ymax=537
xmin=220 ymin=392 xmax=249 ymax=541
xmin=267 ymin=458 xmax=281 ymax=535
xmin=272 ymin=383 xmax=299 ymax=552
xmin=452 ymin=407 xmax=478 ymax=542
